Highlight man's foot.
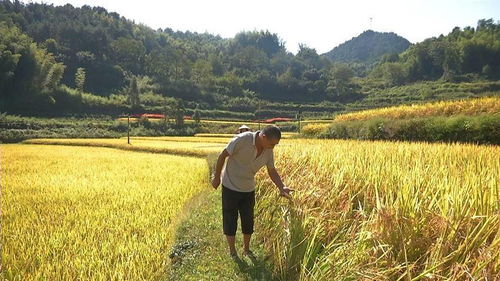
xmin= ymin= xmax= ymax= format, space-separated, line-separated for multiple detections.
xmin=230 ymin=252 xmax=239 ymax=260
xmin=242 ymin=250 xmax=256 ymax=259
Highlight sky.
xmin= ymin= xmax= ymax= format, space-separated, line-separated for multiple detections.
xmin=30 ymin=0 xmax=499 ymax=54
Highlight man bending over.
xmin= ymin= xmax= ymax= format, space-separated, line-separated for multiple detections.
xmin=211 ymin=125 xmax=292 ymax=258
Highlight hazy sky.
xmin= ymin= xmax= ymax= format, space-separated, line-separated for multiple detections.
xmin=30 ymin=0 xmax=499 ymax=54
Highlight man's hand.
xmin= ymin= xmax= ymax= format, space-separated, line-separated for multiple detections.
xmin=211 ymin=175 xmax=221 ymax=189
xmin=279 ymin=186 xmax=294 ymax=199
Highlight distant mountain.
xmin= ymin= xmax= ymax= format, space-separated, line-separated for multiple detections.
xmin=323 ymin=30 xmax=411 ymax=63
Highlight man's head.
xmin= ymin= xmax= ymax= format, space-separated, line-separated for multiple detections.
xmin=260 ymin=125 xmax=281 ymax=149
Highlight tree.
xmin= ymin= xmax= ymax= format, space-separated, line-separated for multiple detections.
xmin=175 ymin=99 xmax=185 ymax=127
xmin=43 ymin=63 xmax=65 ymax=92
xmin=232 ymin=30 xmax=284 ymax=57
xmin=162 ymin=102 xmax=170 ymax=129
xmin=296 ymin=44 xmax=323 ymax=69
xmin=74 ymin=67 xmax=86 ymax=92
xmin=329 ymin=64 xmax=355 ymax=97
xmin=127 ymin=77 xmax=140 ymax=108
xmin=110 ymin=37 xmax=146 ymax=74
xmin=296 ymin=104 xmax=302 ymax=133
xmin=442 ymin=44 xmax=461 ymax=81
xmin=0 ymin=23 xmax=68 ymax=111
xmin=382 ymin=62 xmax=406 ymax=86
xmin=191 ymin=59 xmax=214 ymax=93
xmin=192 ymin=103 xmax=201 ymax=124
xmin=482 ymin=65 xmax=494 ymax=79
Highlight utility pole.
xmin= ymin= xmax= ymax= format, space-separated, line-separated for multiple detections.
xmin=257 ymin=100 xmax=262 ymax=130
xmin=127 ymin=114 xmax=130 ymax=144
xmin=297 ymin=105 xmax=302 ymax=134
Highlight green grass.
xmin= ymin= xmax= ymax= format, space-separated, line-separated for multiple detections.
xmin=168 ymin=181 xmax=276 ymax=281
xmin=356 ymin=81 xmax=500 ymax=110
xmin=167 ymin=153 xmax=277 ymax=280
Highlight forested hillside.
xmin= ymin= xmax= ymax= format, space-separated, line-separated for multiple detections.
xmin=323 ymin=30 xmax=411 ymax=63
xmin=0 ymin=0 xmax=499 ymax=117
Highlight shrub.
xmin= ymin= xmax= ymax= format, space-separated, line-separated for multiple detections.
xmin=302 ymin=114 xmax=500 ymax=144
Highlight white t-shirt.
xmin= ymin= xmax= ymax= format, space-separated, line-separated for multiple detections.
xmin=222 ymin=131 xmax=275 ymax=192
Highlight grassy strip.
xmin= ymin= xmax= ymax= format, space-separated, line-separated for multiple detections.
xmin=168 ymin=185 xmax=277 ymax=281
xmin=167 ymin=153 xmax=277 ymax=280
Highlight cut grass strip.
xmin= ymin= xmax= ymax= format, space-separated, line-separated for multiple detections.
xmin=168 ymin=186 xmax=277 ymax=281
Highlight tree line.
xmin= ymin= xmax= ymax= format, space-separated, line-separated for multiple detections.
xmin=0 ymin=0 xmax=499 ymax=116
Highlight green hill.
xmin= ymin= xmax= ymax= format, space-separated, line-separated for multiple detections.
xmin=323 ymin=30 xmax=411 ymax=63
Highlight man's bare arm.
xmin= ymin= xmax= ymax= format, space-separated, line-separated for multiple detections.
xmin=211 ymin=149 xmax=229 ymax=189
xmin=267 ymin=166 xmax=293 ymax=198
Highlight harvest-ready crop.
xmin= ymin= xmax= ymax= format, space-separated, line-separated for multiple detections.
xmin=1 ymin=144 xmax=209 ymax=280
xmin=255 ymin=139 xmax=499 ymax=280
xmin=334 ymin=96 xmax=499 ymax=122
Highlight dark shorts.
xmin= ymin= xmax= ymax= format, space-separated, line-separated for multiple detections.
xmin=222 ymin=185 xmax=255 ymax=236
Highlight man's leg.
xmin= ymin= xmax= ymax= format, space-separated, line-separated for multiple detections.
xmin=226 ymin=235 xmax=237 ymax=255
xmin=243 ymin=234 xmax=251 ymax=253
xmin=239 ymin=190 xmax=255 ymax=254
xmin=222 ymin=186 xmax=239 ymax=256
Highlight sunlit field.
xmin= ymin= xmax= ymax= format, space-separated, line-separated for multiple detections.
xmin=23 ymin=136 xmax=296 ymax=157
xmin=3 ymin=136 xmax=499 ymax=280
xmin=334 ymin=96 xmax=499 ymax=121
xmin=1 ymin=144 xmax=208 ymax=280
xmin=23 ymin=138 xmax=226 ymax=157
xmin=194 ymin=132 xmax=299 ymax=139
xmin=127 ymin=136 xmax=232 ymax=143
xmin=256 ymin=139 xmax=499 ymax=280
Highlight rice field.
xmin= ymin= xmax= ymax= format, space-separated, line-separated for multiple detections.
xmin=300 ymin=123 xmax=331 ymax=136
xmin=255 ymin=139 xmax=499 ymax=280
xmin=2 ymin=135 xmax=499 ymax=280
xmin=1 ymin=144 xmax=209 ymax=280
xmin=23 ymin=136 xmax=296 ymax=157
xmin=127 ymin=136 xmax=231 ymax=144
xmin=194 ymin=132 xmax=299 ymax=139
xmin=334 ymin=96 xmax=500 ymax=122
xmin=23 ymin=138 xmax=226 ymax=157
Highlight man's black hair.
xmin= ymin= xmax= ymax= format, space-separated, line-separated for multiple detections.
xmin=262 ymin=125 xmax=281 ymax=140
